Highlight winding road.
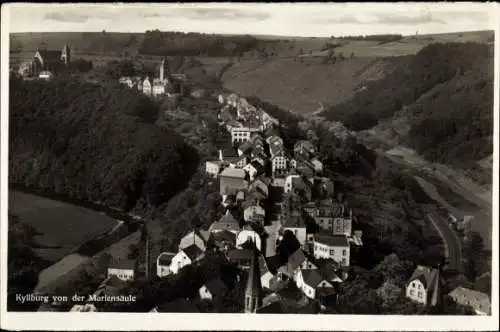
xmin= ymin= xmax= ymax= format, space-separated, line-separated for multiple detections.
xmin=426 ymin=212 xmax=463 ymax=272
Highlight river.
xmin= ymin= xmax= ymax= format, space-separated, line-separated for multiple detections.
xmin=8 ymin=187 xmax=143 ymax=294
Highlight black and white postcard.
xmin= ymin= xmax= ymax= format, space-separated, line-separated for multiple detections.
xmin=0 ymin=2 xmax=498 ymax=331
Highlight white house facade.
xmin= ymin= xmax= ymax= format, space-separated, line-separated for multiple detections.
xmin=313 ymin=235 xmax=350 ymax=267
xmin=169 ymin=250 xmax=192 ymax=274
xmin=236 ymin=229 xmax=262 ymax=251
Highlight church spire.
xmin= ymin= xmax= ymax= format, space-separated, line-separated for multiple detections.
xmin=159 ymin=56 xmax=169 ymax=82
xmin=244 ymin=241 xmax=262 ymax=313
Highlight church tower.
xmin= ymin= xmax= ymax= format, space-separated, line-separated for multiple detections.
xmin=159 ymin=57 xmax=169 ymax=82
xmin=61 ymin=44 xmax=71 ymax=65
xmin=244 ymin=243 xmax=262 ymax=313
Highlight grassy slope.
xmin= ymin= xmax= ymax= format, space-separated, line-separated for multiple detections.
xmin=222 ymin=57 xmax=390 ymax=114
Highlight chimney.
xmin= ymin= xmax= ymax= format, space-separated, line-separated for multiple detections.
xmin=219 ymin=149 xmax=224 ymax=161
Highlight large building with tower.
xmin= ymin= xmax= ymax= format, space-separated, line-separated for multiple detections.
xmin=19 ymin=44 xmax=71 ymax=78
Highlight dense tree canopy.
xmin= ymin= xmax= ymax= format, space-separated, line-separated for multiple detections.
xmin=139 ymin=30 xmax=259 ymax=57
xmin=321 ymin=42 xmax=493 ymax=168
xmin=9 ymin=77 xmax=199 ymax=213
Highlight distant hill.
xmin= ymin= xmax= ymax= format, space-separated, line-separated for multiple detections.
xmin=321 ymin=42 xmax=494 ymax=170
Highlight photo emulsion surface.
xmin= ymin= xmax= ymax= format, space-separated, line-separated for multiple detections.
xmin=1 ymin=2 xmax=498 ymax=330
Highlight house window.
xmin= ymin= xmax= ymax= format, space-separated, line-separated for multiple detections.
xmin=329 ymin=249 xmax=335 ymax=256
xmin=342 ymin=249 xmax=347 ymax=256
xmin=410 ymin=290 xmax=415 ymax=296
xmin=418 ymin=292 xmax=423 ymax=299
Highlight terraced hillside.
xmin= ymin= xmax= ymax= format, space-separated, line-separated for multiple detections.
xmin=221 ymin=57 xmax=391 ymax=114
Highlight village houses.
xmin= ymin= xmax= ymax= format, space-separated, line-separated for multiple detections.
xmin=405 ymin=265 xmax=442 ymax=307
xmin=107 ymin=259 xmax=136 ymax=282
xmin=169 ymin=244 xmax=205 ymax=274
xmin=313 ymin=234 xmax=350 ymax=267
xmin=448 ymin=286 xmax=491 ymax=315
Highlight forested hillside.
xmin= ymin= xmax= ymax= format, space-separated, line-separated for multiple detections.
xmin=322 ymin=42 xmax=493 ymax=168
xmin=9 ymin=77 xmax=199 ymax=213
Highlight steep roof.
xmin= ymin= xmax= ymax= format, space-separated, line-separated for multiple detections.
xmin=265 ymin=255 xmax=283 ymax=274
xmin=210 ymin=229 xmax=237 ymax=244
xmin=238 ymin=140 xmax=253 ymax=154
xmin=314 ymin=234 xmax=349 ymax=247
xmin=157 ymin=252 xmax=176 ymax=266
xmin=278 ymin=249 xmax=306 ymax=276
xmin=319 ymin=262 xmax=342 ymax=282
xmin=108 ymin=258 xmax=135 ymax=271
xmin=182 ymin=244 xmax=204 ymax=261
xmin=448 ymin=286 xmax=490 ymax=314
xmin=408 ymin=265 xmax=438 ymax=289
xmin=301 ymin=269 xmax=326 ymax=288
xmin=220 ymin=167 xmax=246 ymax=179
xmin=210 ymin=211 xmax=240 ymax=232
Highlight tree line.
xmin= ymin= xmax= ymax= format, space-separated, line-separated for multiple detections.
xmin=9 ymin=76 xmax=199 ymax=213
xmin=139 ymin=30 xmax=260 ymax=57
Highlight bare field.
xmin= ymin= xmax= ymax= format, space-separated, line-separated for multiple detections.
xmin=9 ymin=191 xmax=118 ymax=263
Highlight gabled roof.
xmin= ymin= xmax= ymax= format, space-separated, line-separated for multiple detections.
xmin=278 ymin=249 xmax=306 ymax=276
xmin=108 ymin=258 xmax=135 ymax=270
xmin=220 ymin=167 xmax=246 ymax=179
xmin=319 ymin=262 xmax=342 ymax=282
xmin=265 ymin=255 xmax=283 ymax=274
xmin=408 ymin=265 xmax=438 ymax=289
xmin=314 ymin=234 xmax=349 ymax=247
xmin=218 ymin=210 xmax=239 ymax=225
xmin=238 ymin=140 xmax=253 ymax=153
xmin=448 ymin=286 xmax=490 ymax=314
xmin=182 ymin=244 xmax=204 ymax=261
xmin=288 ymin=249 xmax=307 ymax=268
xmin=157 ymin=252 xmax=176 ymax=266
xmin=301 ymin=269 xmax=327 ymax=288
xmin=210 ymin=229 xmax=237 ymax=244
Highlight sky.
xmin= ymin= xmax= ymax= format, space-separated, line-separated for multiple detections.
xmin=4 ymin=3 xmax=498 ymax=37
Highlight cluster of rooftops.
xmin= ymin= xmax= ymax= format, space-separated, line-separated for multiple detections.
xmin=64 ymin=90 xmax=491 ymax=314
